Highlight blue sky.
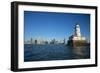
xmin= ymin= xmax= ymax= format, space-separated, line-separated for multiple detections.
xmin=24 ymin=11 xmax=90 ymax=41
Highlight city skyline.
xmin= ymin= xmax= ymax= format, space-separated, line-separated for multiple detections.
xmin=24 ymin=11 xmax=90 ymax=42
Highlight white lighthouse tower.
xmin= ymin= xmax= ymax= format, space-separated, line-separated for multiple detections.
xmin=68 ymin=23 xmax=86 ymax=41
xmin=75 ymin=24 xmax=81 ymax=37
xmin=67 ymin=23 xmax=88 ymax=46
xmin=72 ymin=23 xmax=86 ymax=40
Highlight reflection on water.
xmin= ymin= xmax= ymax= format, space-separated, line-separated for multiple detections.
xmin=24 ymin=44 xmax=90 ymax=62
xmin=72 ymin=46 xmax=90 ymax=59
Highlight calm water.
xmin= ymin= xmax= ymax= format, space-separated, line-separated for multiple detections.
xmin=24 ymin=44 xmax=90 ymax=62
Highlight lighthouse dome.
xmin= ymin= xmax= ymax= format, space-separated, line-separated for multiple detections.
xmin=76 ymin=24 xmax=80 ymax=27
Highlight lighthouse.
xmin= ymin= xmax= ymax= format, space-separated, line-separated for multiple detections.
xmin=75 ymin=24 xmax=81 ymax=37
xmin=67 ymin=23 xmax=88 ymax=46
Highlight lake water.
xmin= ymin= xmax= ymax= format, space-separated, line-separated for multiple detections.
xmin=24 ymin=44 xmax=90 ymax=62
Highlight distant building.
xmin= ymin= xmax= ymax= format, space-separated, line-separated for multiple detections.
xmin=63 ymin=38 xmax=66 ymax=44
xmin=50 ymin=39 xmax=56 ymax=44
xmin=67 ymin=23 xmax=88 ymax=46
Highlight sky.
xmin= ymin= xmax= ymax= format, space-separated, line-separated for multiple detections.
xmin=24 ymin=11 xmax=90 ymax=41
